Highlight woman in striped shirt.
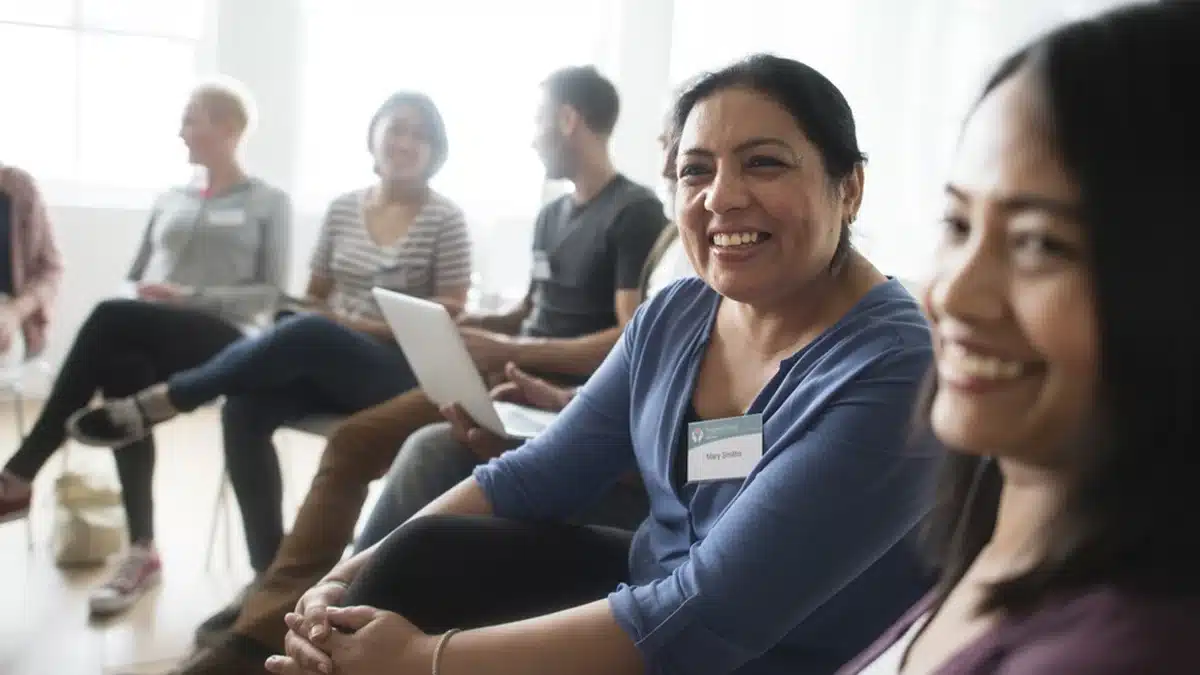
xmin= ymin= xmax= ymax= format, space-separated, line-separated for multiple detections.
xmin=67 ymin=91 xmax=473 ymax=590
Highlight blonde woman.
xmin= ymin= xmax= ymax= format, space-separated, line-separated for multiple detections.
xmin=0 ymin=78 xmax=291 ymax=616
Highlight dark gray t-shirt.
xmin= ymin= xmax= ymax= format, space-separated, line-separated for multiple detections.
xmin=521 ymin=175 xmax=667 ymax=340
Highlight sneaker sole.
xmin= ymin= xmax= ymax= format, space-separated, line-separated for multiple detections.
xmin=66 ymin=407 xmax=146 ymax=448
xmin=88 ymin=568 xmax=162 ymax=617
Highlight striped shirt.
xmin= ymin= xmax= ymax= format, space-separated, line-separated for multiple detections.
xmin=311 ymin=188 xmax=471 ymax=321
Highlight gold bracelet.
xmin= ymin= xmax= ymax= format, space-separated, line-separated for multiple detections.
xmin=432 ymin=628 xmax=461 ymax=675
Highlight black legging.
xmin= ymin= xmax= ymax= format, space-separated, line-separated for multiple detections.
xmin=345 ymin=515 xmax=632 ymax=634
xmin=4 ymin=299 xmax=242 ymax=543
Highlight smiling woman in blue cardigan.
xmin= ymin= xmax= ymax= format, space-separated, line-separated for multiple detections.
xmin=267 ymin=55 xmax=941 ymax=675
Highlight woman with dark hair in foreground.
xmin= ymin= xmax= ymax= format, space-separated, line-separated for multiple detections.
xmin=267 ymin=54 xmax=940 ymax=675
xmin=841 ymin=3 xmax=1200 ymax=674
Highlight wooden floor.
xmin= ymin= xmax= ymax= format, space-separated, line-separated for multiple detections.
xmin=1 ymin=400 xmax=333 ymax=675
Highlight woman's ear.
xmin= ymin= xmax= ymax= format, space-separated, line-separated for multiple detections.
xmin=839 ymin=163 xmax=866 ymax=222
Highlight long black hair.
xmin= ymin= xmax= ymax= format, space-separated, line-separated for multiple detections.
xmin=669 ymin=54 xmax=867 ymax=270
xmin=924 ymin=1 xmax=1200 ymax=615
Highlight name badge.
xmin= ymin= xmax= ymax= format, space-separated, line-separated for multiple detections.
xmin=686 ymin=413 xmax=764 ymax=483
xmin=531 ymin=250 xmax=552 ymax=282
xmin=207 ymin=209 xmax=247 ymax=226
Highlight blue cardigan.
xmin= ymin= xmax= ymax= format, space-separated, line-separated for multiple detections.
xmin=475 ymin=277 xmax=940 ymax=674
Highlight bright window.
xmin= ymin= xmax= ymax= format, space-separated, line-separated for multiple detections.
xmin=296 ymin=0 xmax=611 ymax=222
xmin=0 ymin=0 xmax=205 ymax=192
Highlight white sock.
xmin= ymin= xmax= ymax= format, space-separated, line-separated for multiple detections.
xmin=106 ymin=398 xmax=149 ymax=433
xmin=133 ymin=384 xmax=178 ymax=425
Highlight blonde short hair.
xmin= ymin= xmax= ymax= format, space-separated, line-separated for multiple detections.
xmin=191 ymin=75 xmax=257 ymax=137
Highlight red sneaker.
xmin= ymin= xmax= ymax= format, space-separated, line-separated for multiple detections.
xmin=89 ymin=545 xmax=162 ymax=615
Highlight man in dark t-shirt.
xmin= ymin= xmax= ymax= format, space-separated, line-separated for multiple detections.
xmin=524 ymin=175 xmax=666 ymax=340
xmin=456 ymin=67 xmax=668 ymax=385
xmin=458 ymin=173 xmax=665 ymax=386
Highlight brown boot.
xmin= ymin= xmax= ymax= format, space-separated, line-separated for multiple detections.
xmin=232 ymin=391 xmax=442 ymax=649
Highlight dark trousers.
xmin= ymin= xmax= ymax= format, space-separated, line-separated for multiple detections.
xmin=353 ymin=422 xmax=650 ymax=552
xmin=168 ymin=313 xmax=419 ymax=570
xmin=344 ymin=516 xmax=632 ymax=634
xmin=4 ymin=299 xmax=243 ymax=543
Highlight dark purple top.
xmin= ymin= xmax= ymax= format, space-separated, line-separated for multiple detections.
xmin=838 ymin=586 xmax=1200 ymax=674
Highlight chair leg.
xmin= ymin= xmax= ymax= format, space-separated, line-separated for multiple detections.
xmin=278 ymin=431 xmax=295 ymax=515
xmin=13 ymin=389 xmax=25 ymax=437
xmin=206 ymin=467 xmax=229 ymax=572
xmin=10 ymin=389 xmax=33 ymax=551
xmin=223 ymin=483 xmax=233 ymax=570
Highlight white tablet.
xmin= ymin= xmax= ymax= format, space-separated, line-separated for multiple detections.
xmin=371 ymin=287 xmax=555 ymax=439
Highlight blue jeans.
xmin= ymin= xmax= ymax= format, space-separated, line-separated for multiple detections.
xmin=169 ymin=313 xmax=418 ymax=571
xmin=354 ymin=422 xmax=650 ymax=552
xmin=167 ymin=313 xmax=414 ymax=413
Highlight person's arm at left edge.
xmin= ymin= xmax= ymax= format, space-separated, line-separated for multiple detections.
xmin=491 ymin=198 xmax=667 ymax=376
xmin=7 ymin=168 xmax=63 ymax=355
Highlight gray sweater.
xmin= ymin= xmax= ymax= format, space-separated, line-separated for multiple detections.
xmin=127 ymin=177 xmax=292 ymax=325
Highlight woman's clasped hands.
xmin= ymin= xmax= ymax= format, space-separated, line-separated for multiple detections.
xmin=264 ymin=581 xmax=438 ymax=675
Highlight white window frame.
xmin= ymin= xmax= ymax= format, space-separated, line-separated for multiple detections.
xmin=0 ymin=0 xmax=214 ymax=209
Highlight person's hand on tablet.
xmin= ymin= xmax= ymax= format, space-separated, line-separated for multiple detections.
xmin=459 ymin=326 xmax=516 ymax=373
xmin=491 ymin=363 xmax=576 ymax=411
xmin=441 ymin=402 xmax=518 ymax=460
xmin=136 ymin=281 xmax=189 ymax=302
xmin=442 ymin=364 xmax=577 ymax=459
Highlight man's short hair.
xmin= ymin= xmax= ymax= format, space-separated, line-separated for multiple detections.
xmin=542 ymin=65 xmax=620 ymax=136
